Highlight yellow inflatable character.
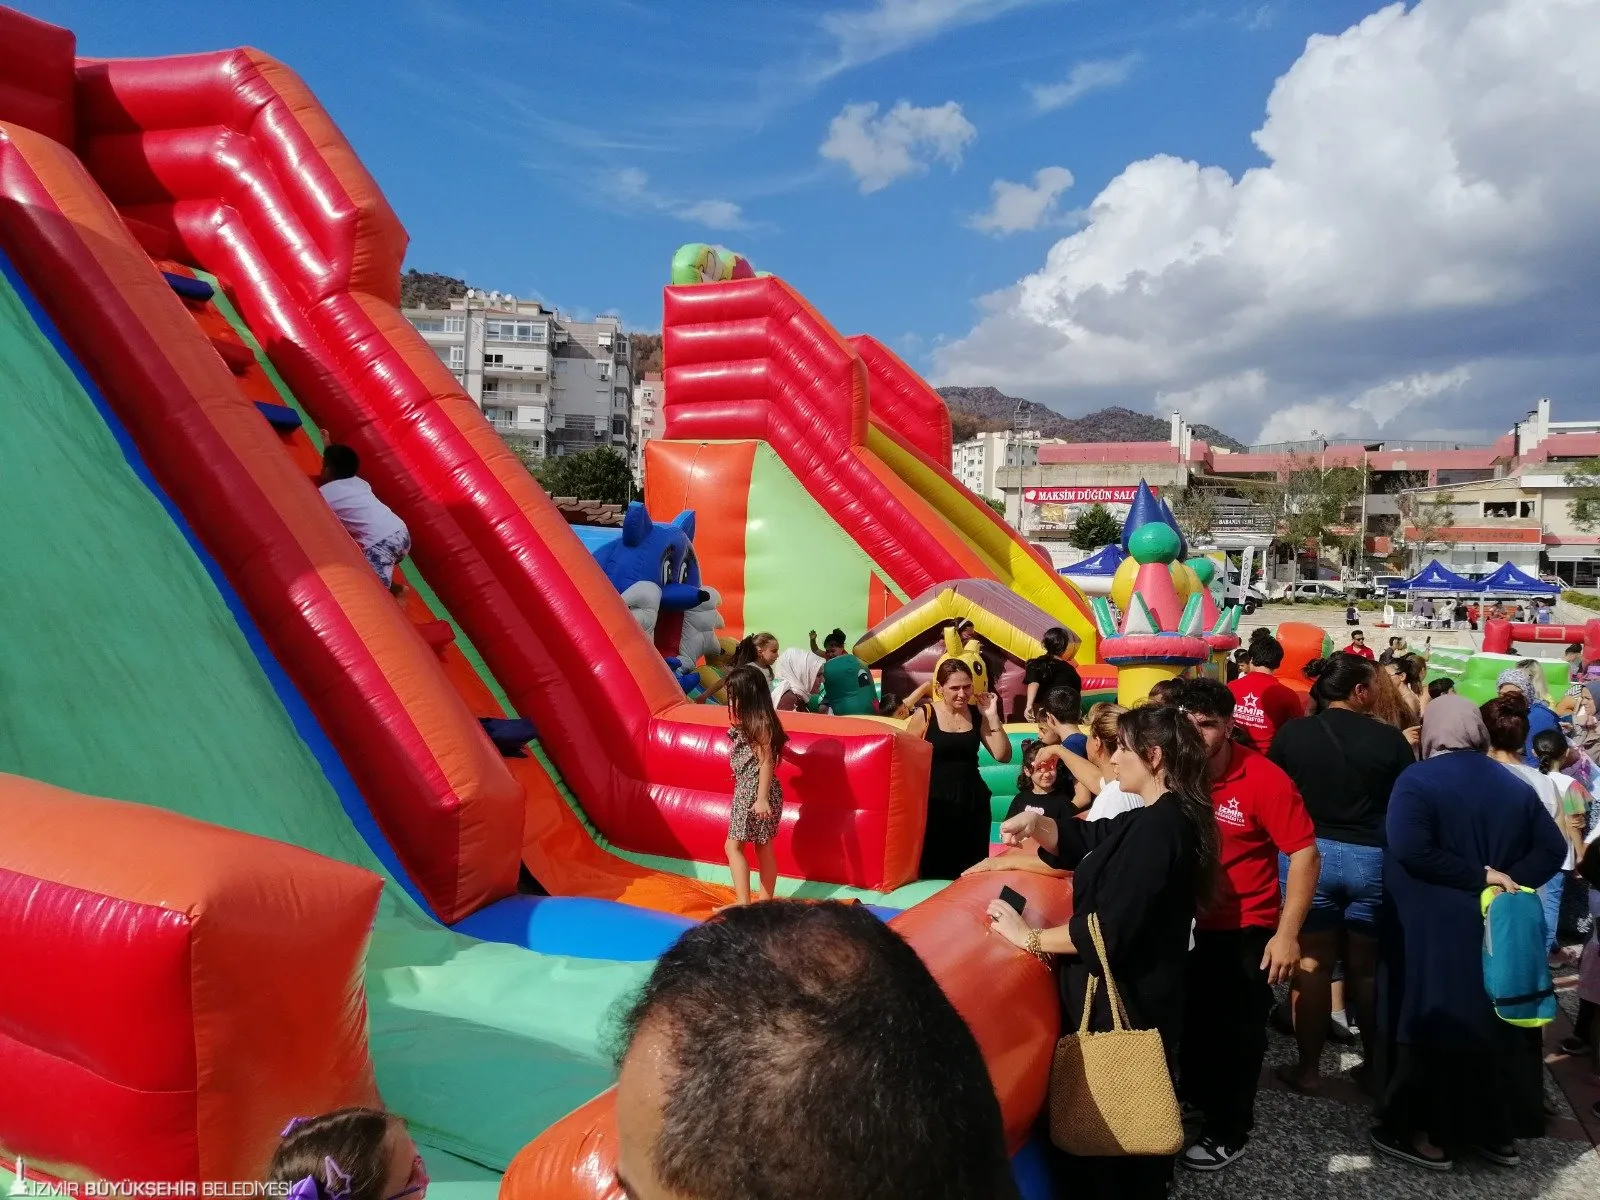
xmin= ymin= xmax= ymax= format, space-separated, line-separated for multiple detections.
xmin=932 ymin=625 xmax=989 ymax=699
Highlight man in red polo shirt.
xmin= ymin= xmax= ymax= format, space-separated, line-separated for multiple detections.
xmin=1228 ymin=634 xmax=1305 ymax=750
xmin=1343 ymin=629 xmax=1375 ymax=660
xmin=1171 ymin=678 xmax=1319 ymax=1172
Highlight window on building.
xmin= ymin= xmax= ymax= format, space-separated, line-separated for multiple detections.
xmin=445 ymin=316 xmax=465 ymax=333
xmin=1483 ymin=501 xmax=1519 ymax=518
xmin=484 ymin=353 xmax=504 ymax=366
xmin=598 ymin=364 xmax=611 ymax=381
xmin=485 ymin=320 xmax=546 ymax=343
xmin=612 ymin=416 xmax=627 ymax=436
xmin=482 ymin=378 xmax=500 ymax=395
xmin=411 ymin=317 xmax=445 ymax=333
xmin=1487 ymin=551 xmax=1500 ymax=562
xmin=447 ymin=346 xmax=464 ymax=368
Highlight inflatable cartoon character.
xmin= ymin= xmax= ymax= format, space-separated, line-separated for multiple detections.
xmin=572 ymin=502 xmax=724 ymax=672
xmin=670 ymin=242 xmax=759 ymax=285
xmin=932 ymin=625 xmax=989 ymax=700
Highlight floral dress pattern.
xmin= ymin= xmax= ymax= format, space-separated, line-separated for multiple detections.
xmin=728 ymin=726 xmax=783 ymax=845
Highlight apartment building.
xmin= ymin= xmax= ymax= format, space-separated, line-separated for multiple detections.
xmin=630 ymin=372 xmax=664 ymax=485
xmin=402 ymin=290 xmax=631 ymax=459
xmin=952 ymin=429 xmax=1048 ymax=501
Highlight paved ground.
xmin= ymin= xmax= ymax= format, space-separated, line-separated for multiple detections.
xmin=1172 ymin=976 xmax=1600 ymax=1198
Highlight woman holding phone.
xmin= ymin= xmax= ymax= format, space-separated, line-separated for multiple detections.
xmin=985 ymin=705 xmax=1220 ymax=1197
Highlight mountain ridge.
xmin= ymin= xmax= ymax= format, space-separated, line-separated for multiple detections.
xmin=937 ymin=385 xmax=1248 ymax=451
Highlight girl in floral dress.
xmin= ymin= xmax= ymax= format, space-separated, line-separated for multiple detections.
xmin=723 ymin=665 xmax=787 ymax=904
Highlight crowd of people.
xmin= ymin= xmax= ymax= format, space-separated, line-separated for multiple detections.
xmin=262 ymin=620 xmax=1600 ymax=1200
xmin=1346 ymin=596 xmax=1559 ymax=633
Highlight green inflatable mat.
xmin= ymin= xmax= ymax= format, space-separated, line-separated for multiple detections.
xmin=0 ymin=262 xmax=649 ymax=1170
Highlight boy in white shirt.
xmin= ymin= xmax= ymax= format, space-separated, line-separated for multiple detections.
xmin=318 ymin=444 xmax=410 ymax=595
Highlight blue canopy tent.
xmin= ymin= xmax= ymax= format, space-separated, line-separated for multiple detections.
xmin=1476 ymin=561 xmax=1557 ymax=598
xmin=1059 ymin=543 xmax=1126 ymax=596
xmin=1402 ymin=559 xmax=1479 ymax=595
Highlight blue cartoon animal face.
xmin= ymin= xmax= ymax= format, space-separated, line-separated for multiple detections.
xmin=573 ymin=502 xmax=709 ymax=619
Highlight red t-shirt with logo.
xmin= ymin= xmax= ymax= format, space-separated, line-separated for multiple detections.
xmin=1228 ymin=673 xmax=1304 ymax=751
xmin=1343 ymin=642 xmax=1375 ymax=660
xmin=1200 ymin=743 xmax=1316 ymax=932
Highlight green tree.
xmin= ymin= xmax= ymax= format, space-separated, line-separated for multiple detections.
xmin=532 ymin=446 xmax=633 ymax=505
xmin=1565 ymin=458 xmax=1600 ymax=531
xmin=1069 ymin=503 xmax=1122 ymax=550
xmin=1398 ymin=489 xmax=1457 ymax=569
xmin=1168 ymin=486 xmax=1217 ymax=545
xmin=983 ymin=496 xmax=1007 ymax=518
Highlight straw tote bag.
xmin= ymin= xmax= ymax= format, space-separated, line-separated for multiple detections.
xmin=1048 ymin=912 xmax=1184 ymax=1157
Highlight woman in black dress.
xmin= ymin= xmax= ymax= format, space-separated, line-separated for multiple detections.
xmin=988 ymin=704 xmax=1220 ymax=1198
xmin=906 ymin=659 xmax=1012 ymax=878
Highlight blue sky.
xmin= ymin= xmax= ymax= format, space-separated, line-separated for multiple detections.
xmin=31 ymin=1 xmax=1600 ymax=443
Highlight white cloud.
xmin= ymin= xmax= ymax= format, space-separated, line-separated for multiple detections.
xmin=934 ymin=0 xmax=1600 ymax=445
xmin=817 ymin=0 xmax=1056 ymax=78
xmin=606 ymin=169 xmax=748 ymax=229
xmin=820 ymin=100 xmax=977 ymax=192
xmin=968 ymin=166 xmax=1076 ymax=234
xmin=1027 ymin=55 xmax=1140 ymax=111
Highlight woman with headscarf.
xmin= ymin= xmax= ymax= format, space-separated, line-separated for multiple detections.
xmin=770 ymin=648 xmax=825 ymax=712
xmin=1371 ymin=694 xmax=1567 ymax=1173
xmin=1496 ymin=664 xmax=1561 ymax=765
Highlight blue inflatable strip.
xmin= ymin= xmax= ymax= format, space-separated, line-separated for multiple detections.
xmin=161 ymin=270 xmax=214 ymax=301
xmin=452 ymin=895 xmax=693 ymax=961
xmin=861 ymin=903 xmax=902 ymax=924
xmin=254 ymin=399 xmax=302 ymax=430
xmin=1010 ymin=1137 xmax=1054 ymax=1199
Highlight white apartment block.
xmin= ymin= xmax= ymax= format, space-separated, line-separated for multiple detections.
xmin=630 ymin=373 xmax=664 ymax=485
xmin=953 ymin=430 xmax=1044 ymax=501
xmin=403 ymin=290 xmax=631 ymax=459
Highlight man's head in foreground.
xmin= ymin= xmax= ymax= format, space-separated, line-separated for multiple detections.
xmin=613 ymin=900 xmax=1018 ymax=1200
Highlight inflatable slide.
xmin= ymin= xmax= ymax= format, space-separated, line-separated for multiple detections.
xmin=0 ymin=8 xmax=1062 ymax=1191
xmin=644 ymin=274 xmax=1100 ymax=661
xmin=57 ymin=36 xmax=927 ymax=895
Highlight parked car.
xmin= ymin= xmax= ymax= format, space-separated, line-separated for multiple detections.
xmin=1222 ymin=582 xmax=1268 ymax=615
xmin=1372 ymin=574 xmax=1407 ymax=600
xmin=1270 ymin=580 xmax=1347 ymax=602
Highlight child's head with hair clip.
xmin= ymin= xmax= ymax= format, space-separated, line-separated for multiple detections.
xmin=1017 ymin=738 xmax=1059 ymax=796
xmin=268 ymin=1108 xmax=427 ymax=1200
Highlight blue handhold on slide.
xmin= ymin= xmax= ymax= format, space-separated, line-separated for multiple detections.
xmin=254 ymin=400 xmax=302 ymax=431
xmin=162 ymin=271 xmax=215 ymax=301
xmin=452 ymin=894 xmax=694 ymax=961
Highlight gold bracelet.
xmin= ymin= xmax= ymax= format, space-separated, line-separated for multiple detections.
xmin=1024 ymin=928 xmax=1051 ymax=965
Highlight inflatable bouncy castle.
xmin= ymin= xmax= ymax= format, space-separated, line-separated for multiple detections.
xmin=0 ymin=8 xmax=1065 ymax=1195
xmin=644 ymin=253 xmax=1101 ymax=662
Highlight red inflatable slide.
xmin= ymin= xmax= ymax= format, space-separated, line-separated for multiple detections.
xmin=20 ymin=31 xmax=928 ymax=892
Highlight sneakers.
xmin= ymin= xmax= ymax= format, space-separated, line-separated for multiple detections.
xmin=1181 ymin=1135 xmax=1248 ymax=1171
xmin=1473 ymin=1143 xmax=1521 ymax=1168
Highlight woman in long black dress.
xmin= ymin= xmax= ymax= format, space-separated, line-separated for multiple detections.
xmin=987 ymin=704 xmax=1221 ymax=1198
xmin=1373 ymin=694 xmax=1567 ymax=1171
xmin=906 ymin=659 xmax=1011 ymax=878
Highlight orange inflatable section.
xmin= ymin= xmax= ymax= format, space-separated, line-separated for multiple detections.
xmin=1273 ymin=621 xmax=1332 ymax=698
xmin=644 ymin=439 xmax=754 ymax=637
xmin=0 ymin=774 xmax=382 ymax=1183
xmin=498 ymin=873 xmax=1071 ymax=1199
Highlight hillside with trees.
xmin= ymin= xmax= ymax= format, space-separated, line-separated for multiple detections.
xmin=937 ymin=385 xmax=1247 ymax=451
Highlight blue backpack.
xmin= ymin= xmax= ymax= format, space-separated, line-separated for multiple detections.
xmin=1480 ymin=886 xmax=1556 ymax=1027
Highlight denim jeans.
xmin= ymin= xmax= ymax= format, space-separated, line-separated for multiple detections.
xmin=1280 ymin=838 xmax=1385 ymax=937
xmin=1541 ymin=871 xmax=1567 ymax=951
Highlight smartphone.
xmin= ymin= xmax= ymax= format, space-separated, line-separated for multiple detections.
xmin=998 ymin=885 xmax=1027 ymax=915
